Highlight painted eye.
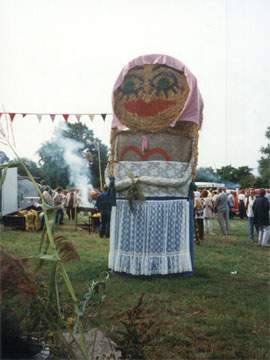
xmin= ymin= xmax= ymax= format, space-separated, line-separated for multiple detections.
xmin=155 ymin=77 xmax=172 ymax=92
xmin=122 ymin=80 xmax=136 ymax=94
xmin=151 ymin=71 xmax=180 ymax=96
xmin=120 ymin=75 xmax=144 ymax=96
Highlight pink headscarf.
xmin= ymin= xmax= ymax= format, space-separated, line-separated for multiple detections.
xmin=112 ymin=54 xmax=203 ymax=130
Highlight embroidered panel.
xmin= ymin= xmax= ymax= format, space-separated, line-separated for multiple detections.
xmin=115 ymin=132 xmax=192 ymax=162
xmin=113 ymin=161 xmax=192 ymax=197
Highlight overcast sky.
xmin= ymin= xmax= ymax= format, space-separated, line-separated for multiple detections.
xmin=0 ymin=0 xmax=269 ymax=173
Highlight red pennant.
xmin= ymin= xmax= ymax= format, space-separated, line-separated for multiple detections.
xmin=50 ymin=114 xmax=56 ymax=122
xmin=9 ymin=113 xmax=16 ymax=122
xmin=63 ymin=114 xmax=69 ymax=122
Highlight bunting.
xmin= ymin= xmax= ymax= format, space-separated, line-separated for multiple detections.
xmin=63 ymin=114 xmax=69 ymax=122
xmin=9 ymin=113 xmax=16 ymax=122
xmin=37 ymin=114 xmax=42 ymax=123
xmin=50 ymin=114 xmax=56 ymax=122
xmin=0 ymin=112 xmax=113 ymax=123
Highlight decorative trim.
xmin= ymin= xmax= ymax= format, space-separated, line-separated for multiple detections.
xmin=119 ymin=145 xmax=171 ymax=161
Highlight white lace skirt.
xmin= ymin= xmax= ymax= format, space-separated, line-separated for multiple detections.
xmin=109 ymin=199 xmax=192 ymax=275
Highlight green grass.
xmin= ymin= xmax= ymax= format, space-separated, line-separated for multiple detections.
xmin=1 ymin=218 xmax=270 ymax=359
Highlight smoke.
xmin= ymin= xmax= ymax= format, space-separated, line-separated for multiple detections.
xmin=196 ymin=167 xmax=221 ymax=182
xmin=54 ymin=125 xmax=93 ymax=206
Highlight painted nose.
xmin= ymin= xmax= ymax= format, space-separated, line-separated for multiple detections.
xmin=143 ymin=80 xmax=154 ymax=102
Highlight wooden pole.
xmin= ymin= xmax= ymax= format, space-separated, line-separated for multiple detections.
xmin=97 ymin=141 xmax=103 ymax=191
xmin=74 ymin=205 xmax=77 ymax=230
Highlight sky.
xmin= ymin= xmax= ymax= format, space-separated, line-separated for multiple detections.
xmin=0 ymin=0 xmax=269 ymax=174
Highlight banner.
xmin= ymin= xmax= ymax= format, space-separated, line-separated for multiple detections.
xmin=0 ymin=112 xmax=112 ymax=123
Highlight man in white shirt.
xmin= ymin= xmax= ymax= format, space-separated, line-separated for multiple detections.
xmin=245 ymin=189 xmax=256 ymax=241
xmin=42 ymin=187 xmax=54 ymax=207
xmin=53 ymin=187 xmax=64 ymax=225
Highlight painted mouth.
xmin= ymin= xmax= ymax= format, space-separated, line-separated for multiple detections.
xmin=123 ymin=99 xmax=176 ymax=117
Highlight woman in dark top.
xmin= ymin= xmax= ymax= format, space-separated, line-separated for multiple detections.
xmin=253 ymin=189 xmax=270 ymax=246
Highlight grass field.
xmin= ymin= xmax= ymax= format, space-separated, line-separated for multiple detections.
xmin=1 ymin=218 xmax=270 ymax=359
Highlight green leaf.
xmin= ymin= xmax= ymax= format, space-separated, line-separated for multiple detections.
xmin=39 ymin=254 xmax=59 ymax=261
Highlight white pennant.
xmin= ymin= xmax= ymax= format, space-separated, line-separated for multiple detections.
xmin=75 ymin=114 xmax=81 ymax=122
xmin=37 ymin=114 xmax=42 ymax=123
xmin=89 ymin=114 xmax=95 ymax=122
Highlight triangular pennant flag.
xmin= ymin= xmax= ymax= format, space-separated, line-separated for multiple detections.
xmin=50 ymin=114 xmax=56 ymax=122
xmin=37 ymin=114 xmax=42 ymax=123
xmin=0 ymin=113 xmax=3 ymax=119
xmin=63 ymin=114 xmax=69 ymax=122
xmin=9 ymin=113 xmax=16 ymax=122
xmin=22 ymin=114 xmax=27 ymax=118
xmin=75 ymin=114 xmax=81 ymax=122
xmin=101 ymin=113 xmax=107 ymax=121
xmin=89 ymin=114 xmax=95 ymax=122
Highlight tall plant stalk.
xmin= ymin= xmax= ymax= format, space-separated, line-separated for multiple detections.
xmin=0 ymin=124 xmax=90 ymax=359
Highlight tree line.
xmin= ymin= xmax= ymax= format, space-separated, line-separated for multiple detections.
xmin=0 ymin=123 xmax=108 ymax=189
xmin=0 ymin=125 xmax=269 ymax=189
xmin=196 ymin=126 xmax=270 ymax=188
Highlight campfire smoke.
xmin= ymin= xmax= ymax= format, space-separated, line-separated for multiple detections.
xmin=55 ymin=126 xmax=93 ymax=206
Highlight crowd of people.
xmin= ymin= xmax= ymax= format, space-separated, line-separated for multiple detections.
xmin=40 ymin=184 xmax=81 ymax=224
xmin=39 ymin=181 xmax=112 ymax=238
xmin=193 ymin=187 xmax=270 ymax=247
xmin=38 ymin=181 xmax=270 ymax=246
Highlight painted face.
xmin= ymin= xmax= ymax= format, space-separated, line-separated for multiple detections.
xmin=113 ymin=64 xmax=189 ymax=131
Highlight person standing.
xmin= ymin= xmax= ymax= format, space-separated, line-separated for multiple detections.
xmin=42 ymin=186 xmax=54 ymax=207
xmin=95 ymin=185 xmax=112 ymax=238
xmin=194 ymin=195 xmax=204 ymax=242
xmin=253 ymin=189 xmax=270 ymax=247
xmin=65 ymin=189 xmax=77 ymax=221
xmin=202 ymin=190 xmax=214 ymax=235
xmin=227 ymin=191 xmax=234 ymax=219
xmin=238 ymin=190 xmax=246 ymax=219
xmin=245 ymin=189 xmax=257 ymax=241
xmin=53 ymin=187 xmax=64 ymax=225
xmin=216 ymin=188 xmax=229 ymax=236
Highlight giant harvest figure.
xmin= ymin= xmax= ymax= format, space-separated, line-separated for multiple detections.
xmin=108 ymin=54 xmax=203 ymax=275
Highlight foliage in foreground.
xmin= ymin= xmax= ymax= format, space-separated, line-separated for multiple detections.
xmin=0 ymin=128 xmax=110 ymax=359
xmin=1 ymin=218 xmax=269 ymax=360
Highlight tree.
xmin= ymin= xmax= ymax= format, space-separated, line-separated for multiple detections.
xmin=7 ymin=158 xmax=43 ymax=180
xmin=258 ymin=126 xmax=270 ymax=187
xmin=216 ymin=165 xmax=256 ymax=188
xmin=38 ymin=123 xmax=108 ymax=188
xmin=62 ymin=123 xmax=108 ymax=188
xmin=216 ymin=165 xmax=239 ymax=184
xmin=38 ymin=143 xmax=69 ymax=188
xmin=0 ymin=151 xmax=9 ymax=165
xmin=234 ymin=166 xmax=256 ymax=188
